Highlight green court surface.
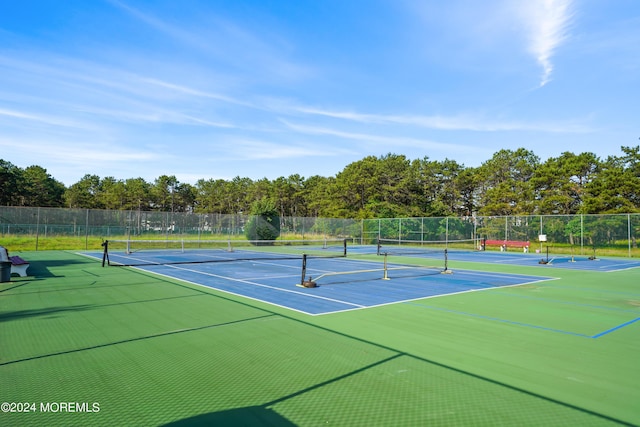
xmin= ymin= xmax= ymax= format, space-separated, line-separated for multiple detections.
xmin=1 ymin=251 xmax=639 ymax=426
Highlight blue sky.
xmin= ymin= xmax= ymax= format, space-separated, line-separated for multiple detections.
xmin=1 ymin=0 xmax=638 ymax=186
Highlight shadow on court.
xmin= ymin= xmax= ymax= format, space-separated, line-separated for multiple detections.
xmin=161 ymin=407 xmax=296 ymax=427
xmin=0 ymin=305 xmax=94 ymax=322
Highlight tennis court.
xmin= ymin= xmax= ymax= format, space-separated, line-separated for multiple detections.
xmin=451 ymin=251 xmax=640 ymax=272
xmin=81 ymin=240 xmax=554 ymax=315
xmin=1 ymin=245 xmax=639 ymax=426
xmin=372 ymin=239 xmax=640 ymax=272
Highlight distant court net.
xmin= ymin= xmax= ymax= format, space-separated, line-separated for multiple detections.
xmin=101 ymin=238 xmax=347 ymax=267
xmin=376 ymin=238 xmax=477 ymax=257
xmin=299 ymin=239 xmax=454 ymax=287
xmin=537 ymin=245 xmax=598 ymax=265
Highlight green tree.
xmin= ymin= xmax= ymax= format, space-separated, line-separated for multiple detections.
xmin=581 ymin=146 xmax=640 ymax=214
xmin=195 ymin=178 xmax=229 ymax=213
xmin=333 ymin=155 xmax=380 ymax=217
xmin=301 ymin=175 xmax=336 ymax=217
xmin=64 ymin=174 xmax=102 ymax=208
xmin=230 ymin=176 xmax=254 ymax=214
xmin=455 ymin=167 xmax=479 ymax=216
xmin=333 ymin=154 xmax=415 ymax=218
xmin=0 ymin=160 xmax=24 ymax=206
xmin=123 ymin=178 xmax=152 ymax=211
xmin=272 ymin=174 xmax=305 ymax=218
xmin=21 ymin=165 xmax=65 ymax=207
xmin=151 ymin=175 xmax=179 ymax=212
xmin=408 ymin=158 xmax=466 ymax=216
xmin=174 ymin=183 xmax=196 ymax=213
xmin=477 ymin=148 xmax=540 ymax=215
xmin=99 ymin=176 xmax=126 ymax=210
xmin=531 ymin=152 xmax=599 ymax=214
xmin=245 ymin=198 xmax=280 ymax=243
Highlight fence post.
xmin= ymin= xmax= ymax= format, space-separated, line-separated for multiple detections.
xmin=446 ymin=217 xmax=449 ymax=245
xmin=35 ymin=207 xmax=40 ymax=251
xmin=505 ymin=215 xmax=508 ymax=242
xmin=629 ymin=214 xmax=632 ymax=258
xmin=580 ymin=214 xmax=584 ymax=254
xmin=85 ymin=209 xmax=89 ymax=250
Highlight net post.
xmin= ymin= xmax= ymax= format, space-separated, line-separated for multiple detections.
xmin=126 ymin=239 xmax=131 ymax=255
xmin=441 ymin=248 xmax=454 ymax=274
xmin=444 ymin=248 xmax=448 ymax=272
xmin=343 ymin=238 xmax=347 ymax=257
xmin=383 ymin=253 xmax=390 ymax=280
xmin=377 ymin=238 xmax=382 ymax=256
xmin=300 ymin=254 xmax=307 ymax=286
xmin=101 ymin=240 xmax=109 ymax=267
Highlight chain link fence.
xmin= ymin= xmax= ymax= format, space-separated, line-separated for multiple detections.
xmin=1 ymin=206 xmax=638 ymax=257
xmin=362 ymin=214 xmax=639 ymax=257
xmin=0 ymin=207 xmax=360 ymax=250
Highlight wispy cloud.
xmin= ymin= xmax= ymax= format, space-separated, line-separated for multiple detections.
xmin=281 ymin=120 xmax=484 ymax=154
xmin=0 ymin=53 xmax=244 ymax=130
xmin=0 ymin=137 xmax=161 ymax=164
xmin=218 ymin=137 xmax=347 ymax=160
xmin=108 ymin=0 xmax=313 ymax=84
xmin=0 ymin=107 xmax=98 ymax=130
xmin=106 ymin=0 xmax=212 ymax=51
xmin=292 ymin=106 xmax=591 ymax=133
xmin=520 ymin=0 xmax=574 ymax=87
xmin=140 ymin=78 xmax=252 ymax=108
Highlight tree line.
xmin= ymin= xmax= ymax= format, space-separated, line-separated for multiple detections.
xmin=2 ymin=146 xmax=639 ymax=218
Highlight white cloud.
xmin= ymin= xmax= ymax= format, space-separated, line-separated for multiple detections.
xmin=519 ymin=0 xmax=574 ymax=87
xmin=218 ymin=137 xmax=347 ymax=160
xmin=291 ymin=106 xmax=591 ymax=133
xmin=280 ymin=120 xmax=484 ymax=154
xmin=0 ymin=107 xmax=98 ymax=130
xmin=108 ymin=0 xmax=313 ymax=84
xmin=0 ymin=137 xmax=161 ymax=164
xmin=140 ymin=78 xmax=252 ymax=107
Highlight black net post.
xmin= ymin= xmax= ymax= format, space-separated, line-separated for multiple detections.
xmin=444 ymin=248 xmax=448 ymax=272
xmin=300 ymin=254 xmax=307 ymax=286
xmin=101 ymin=240 xmax=109 ymax=267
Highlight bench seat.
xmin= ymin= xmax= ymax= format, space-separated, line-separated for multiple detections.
xmin=10 ymin=256 xmax=30 ymax=277
xmin=484 ymin=239 xmax=530 ymax=248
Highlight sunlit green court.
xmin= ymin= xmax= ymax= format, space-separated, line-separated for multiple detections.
xmin=1 ymin=250 xmax=639 ymax=426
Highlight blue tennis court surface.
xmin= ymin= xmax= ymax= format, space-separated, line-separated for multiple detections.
xmin=353 ymin=244 xmax=640 ymax=272
xmin=448 ymin=250 xmax=640 ymax=271
xmin=81 ymin=249 xmax=554 ymax=315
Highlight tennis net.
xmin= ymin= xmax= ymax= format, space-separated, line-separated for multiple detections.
xmin=299 ymin=243 xmax=452 ymax=288
xmin=101 ymin=238 xmax=347 ymax=267
xmin=377 ymin=238 xmax=477 ymax=256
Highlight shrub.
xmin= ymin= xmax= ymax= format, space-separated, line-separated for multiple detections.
xmin=245 ymin=199 xmax=280 ymax=243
